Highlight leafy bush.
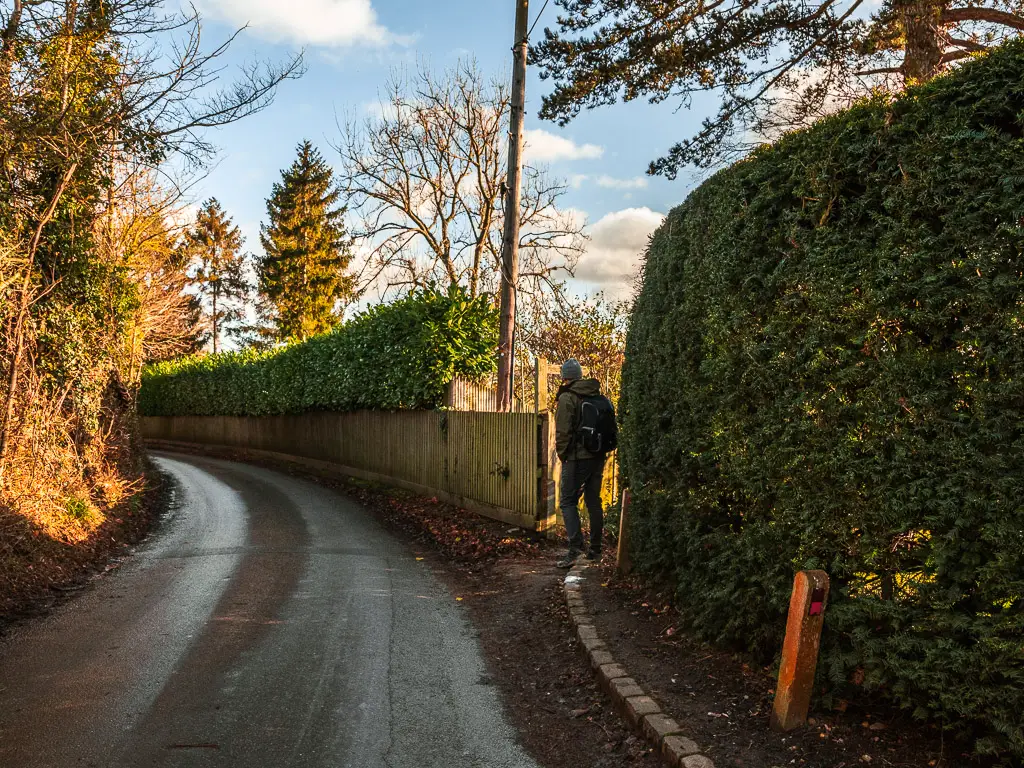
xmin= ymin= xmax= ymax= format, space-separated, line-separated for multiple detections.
xmin=621 ymin=41 xmax=1024 ymax=758
xmin=139 ymin=288 xmax=498 ymax=416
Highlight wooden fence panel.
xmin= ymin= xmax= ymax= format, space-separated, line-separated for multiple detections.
xmin=443 ymin=412 xmax=539 ymax=518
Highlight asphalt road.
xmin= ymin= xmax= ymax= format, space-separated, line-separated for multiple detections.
xmin=0 ymin=452 xmax=541 ymax=768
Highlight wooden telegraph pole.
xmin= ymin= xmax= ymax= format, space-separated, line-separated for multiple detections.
xmin=497 ymin=0 xmax=530 ymax=412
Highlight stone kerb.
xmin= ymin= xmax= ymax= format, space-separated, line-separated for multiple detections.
xmin=563 ymin=565 xmax=715 ymax=768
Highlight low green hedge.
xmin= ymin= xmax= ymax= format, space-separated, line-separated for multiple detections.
xmin=621 ymin=41 xmax=1024 ymax=759
xmin=139 ymin=288 xmax=498 ymax=416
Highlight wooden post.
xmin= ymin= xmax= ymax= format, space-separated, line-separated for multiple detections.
xmin=616 ymin=489 xmax=633 ymax=574
xmin=496 ymin=0 xmax=529 ymax=412
xmin=536 ymin=412 xmax=560 ymax=534
xmin=548 ymin=414 xmax=559 ymax=530
xmin=534 ymin=357 xmax=549 ymax=414
xmin=770 ymin=570 xmax=830 ymax=732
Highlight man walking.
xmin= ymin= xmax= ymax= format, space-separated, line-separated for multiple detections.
xmin=554 ymin=359 xmax=617 ymax=569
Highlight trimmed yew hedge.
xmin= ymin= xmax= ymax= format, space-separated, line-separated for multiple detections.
xmin=621 ymin=42 xmax=1024 ymax=758
xmin=139 ymin=288 xmax=498 ymax=416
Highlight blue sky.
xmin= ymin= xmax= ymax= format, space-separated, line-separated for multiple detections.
xmin=184 ymin=0 xmax=712 ymax=298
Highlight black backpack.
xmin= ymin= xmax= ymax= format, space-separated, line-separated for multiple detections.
xmin=577 ymin=395 xmax=618 ymax=454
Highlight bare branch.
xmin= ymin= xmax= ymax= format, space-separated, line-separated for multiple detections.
xmin=947 ymin=36 xmax=989 ymax=52
xmin=940 ymin=48 xmax=976 ymax=65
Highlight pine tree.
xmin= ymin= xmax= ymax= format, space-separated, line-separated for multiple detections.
xmin=181 ymin=199 xmax=250 ymax=354
xmin=257 ymin=141 xmax=355 ymax=342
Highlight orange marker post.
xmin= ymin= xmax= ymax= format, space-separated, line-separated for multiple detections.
xmin=616 ymin=489 xmax=632 ymax=575
xmin=770 ymin=570 xmax=830 ymax=732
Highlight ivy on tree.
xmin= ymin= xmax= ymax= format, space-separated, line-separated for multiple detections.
xmin=0 ymin=0 xmax=299 ymax=477
xmin=257 ymin=141 xmax=355 ymax=343
xmin=181 ymin=199 xmax=249 ymax=354
xmin=531 ymin=0 xmax=1024 ymax=173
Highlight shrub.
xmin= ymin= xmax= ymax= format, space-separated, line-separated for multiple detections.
xmin=621 ymin=41 xmax=1024 ymax=758
xmin=139 ymin=288 xmax=498 ymax=416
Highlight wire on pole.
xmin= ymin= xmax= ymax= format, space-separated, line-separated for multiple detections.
xmin=526 ymin=0 xmax=551 ymax=40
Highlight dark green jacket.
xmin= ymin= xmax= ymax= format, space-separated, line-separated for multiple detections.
xmin=555 ymin=378 xmax=603 ymax=461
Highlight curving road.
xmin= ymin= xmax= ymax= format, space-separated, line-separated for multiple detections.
xmin=0 ymin=452 xmax=540 ymax=768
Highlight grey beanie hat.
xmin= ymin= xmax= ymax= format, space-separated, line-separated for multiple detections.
xmin=560 ymin=358 xmax=583 ymax=381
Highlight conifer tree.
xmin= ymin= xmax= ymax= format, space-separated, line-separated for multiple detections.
xmin=532 ymin=0 xmax=1024 ymax=173
xmin=257 ymin=141 xmax=355 ymax=342
xmin=181 ymin=199 xmax=250 ymax=354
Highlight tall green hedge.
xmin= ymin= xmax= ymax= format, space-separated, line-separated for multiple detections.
xmin=139 ymin=288 xmax=498 ymax=416
xmin=621 ymin=41 xmax=1024 ymax=759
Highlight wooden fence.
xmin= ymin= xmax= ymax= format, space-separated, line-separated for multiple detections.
xmin=445 ymin=377 xmax=501 ymax=412
xmin=444 ymin=358 xmax=557 ymax=414
xmin=141 ymin=411 xmax=559 ymax=531
xmin=444 ymin=376 xmax=534 ymax=412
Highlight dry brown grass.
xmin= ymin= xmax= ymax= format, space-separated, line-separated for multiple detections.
xmin=1 ymin=390 xmax=140 ymax=544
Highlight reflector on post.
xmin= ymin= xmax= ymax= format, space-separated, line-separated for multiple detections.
xmin=770 ymin=570 xmax=829 ymax=732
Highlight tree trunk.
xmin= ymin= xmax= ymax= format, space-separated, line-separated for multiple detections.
xmin=902 ymin=0 xmax=947 ymax=83
xmin=0 ymin=0 xmax=23 ymax=97
xmin=212 ymin=285 xmax=218 ymax=354
xmin=470 ymin=205 xmax=493 ymax=300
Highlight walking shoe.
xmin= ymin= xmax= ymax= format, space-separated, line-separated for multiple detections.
xmin=584 ymin=550 xmax=601 ymax=562
xmin=556 ymin=552 xmax=579 ymax=569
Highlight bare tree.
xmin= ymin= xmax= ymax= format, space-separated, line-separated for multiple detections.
xmin=338 ymin=61 xmax=585 ymax=307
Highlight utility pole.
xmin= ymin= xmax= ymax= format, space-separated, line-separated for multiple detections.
xmin=497 ymin=0 xmax=529 ymax=412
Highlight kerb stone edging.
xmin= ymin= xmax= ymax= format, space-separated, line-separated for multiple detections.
xmin=563 ymin=563 xmax=715 ymax=768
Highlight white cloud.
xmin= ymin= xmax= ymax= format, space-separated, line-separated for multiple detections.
xmin=595 ymin=174 xmax=649 ymax=190
xmin=195 ymin=0 xmax=397 ymax=47
xmin=523 ymin=129 xmax=603 ymax=163
xmin=568 ymin=174 xmax=649 ymax=191
xmin=360 ymin=98 xmax=403 ymax=122
xmin=575 ymin=207 xmax=665 ymax=292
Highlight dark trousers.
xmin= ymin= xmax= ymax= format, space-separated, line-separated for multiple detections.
xmin=560 ymin=457 xmax=606 ymax=555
